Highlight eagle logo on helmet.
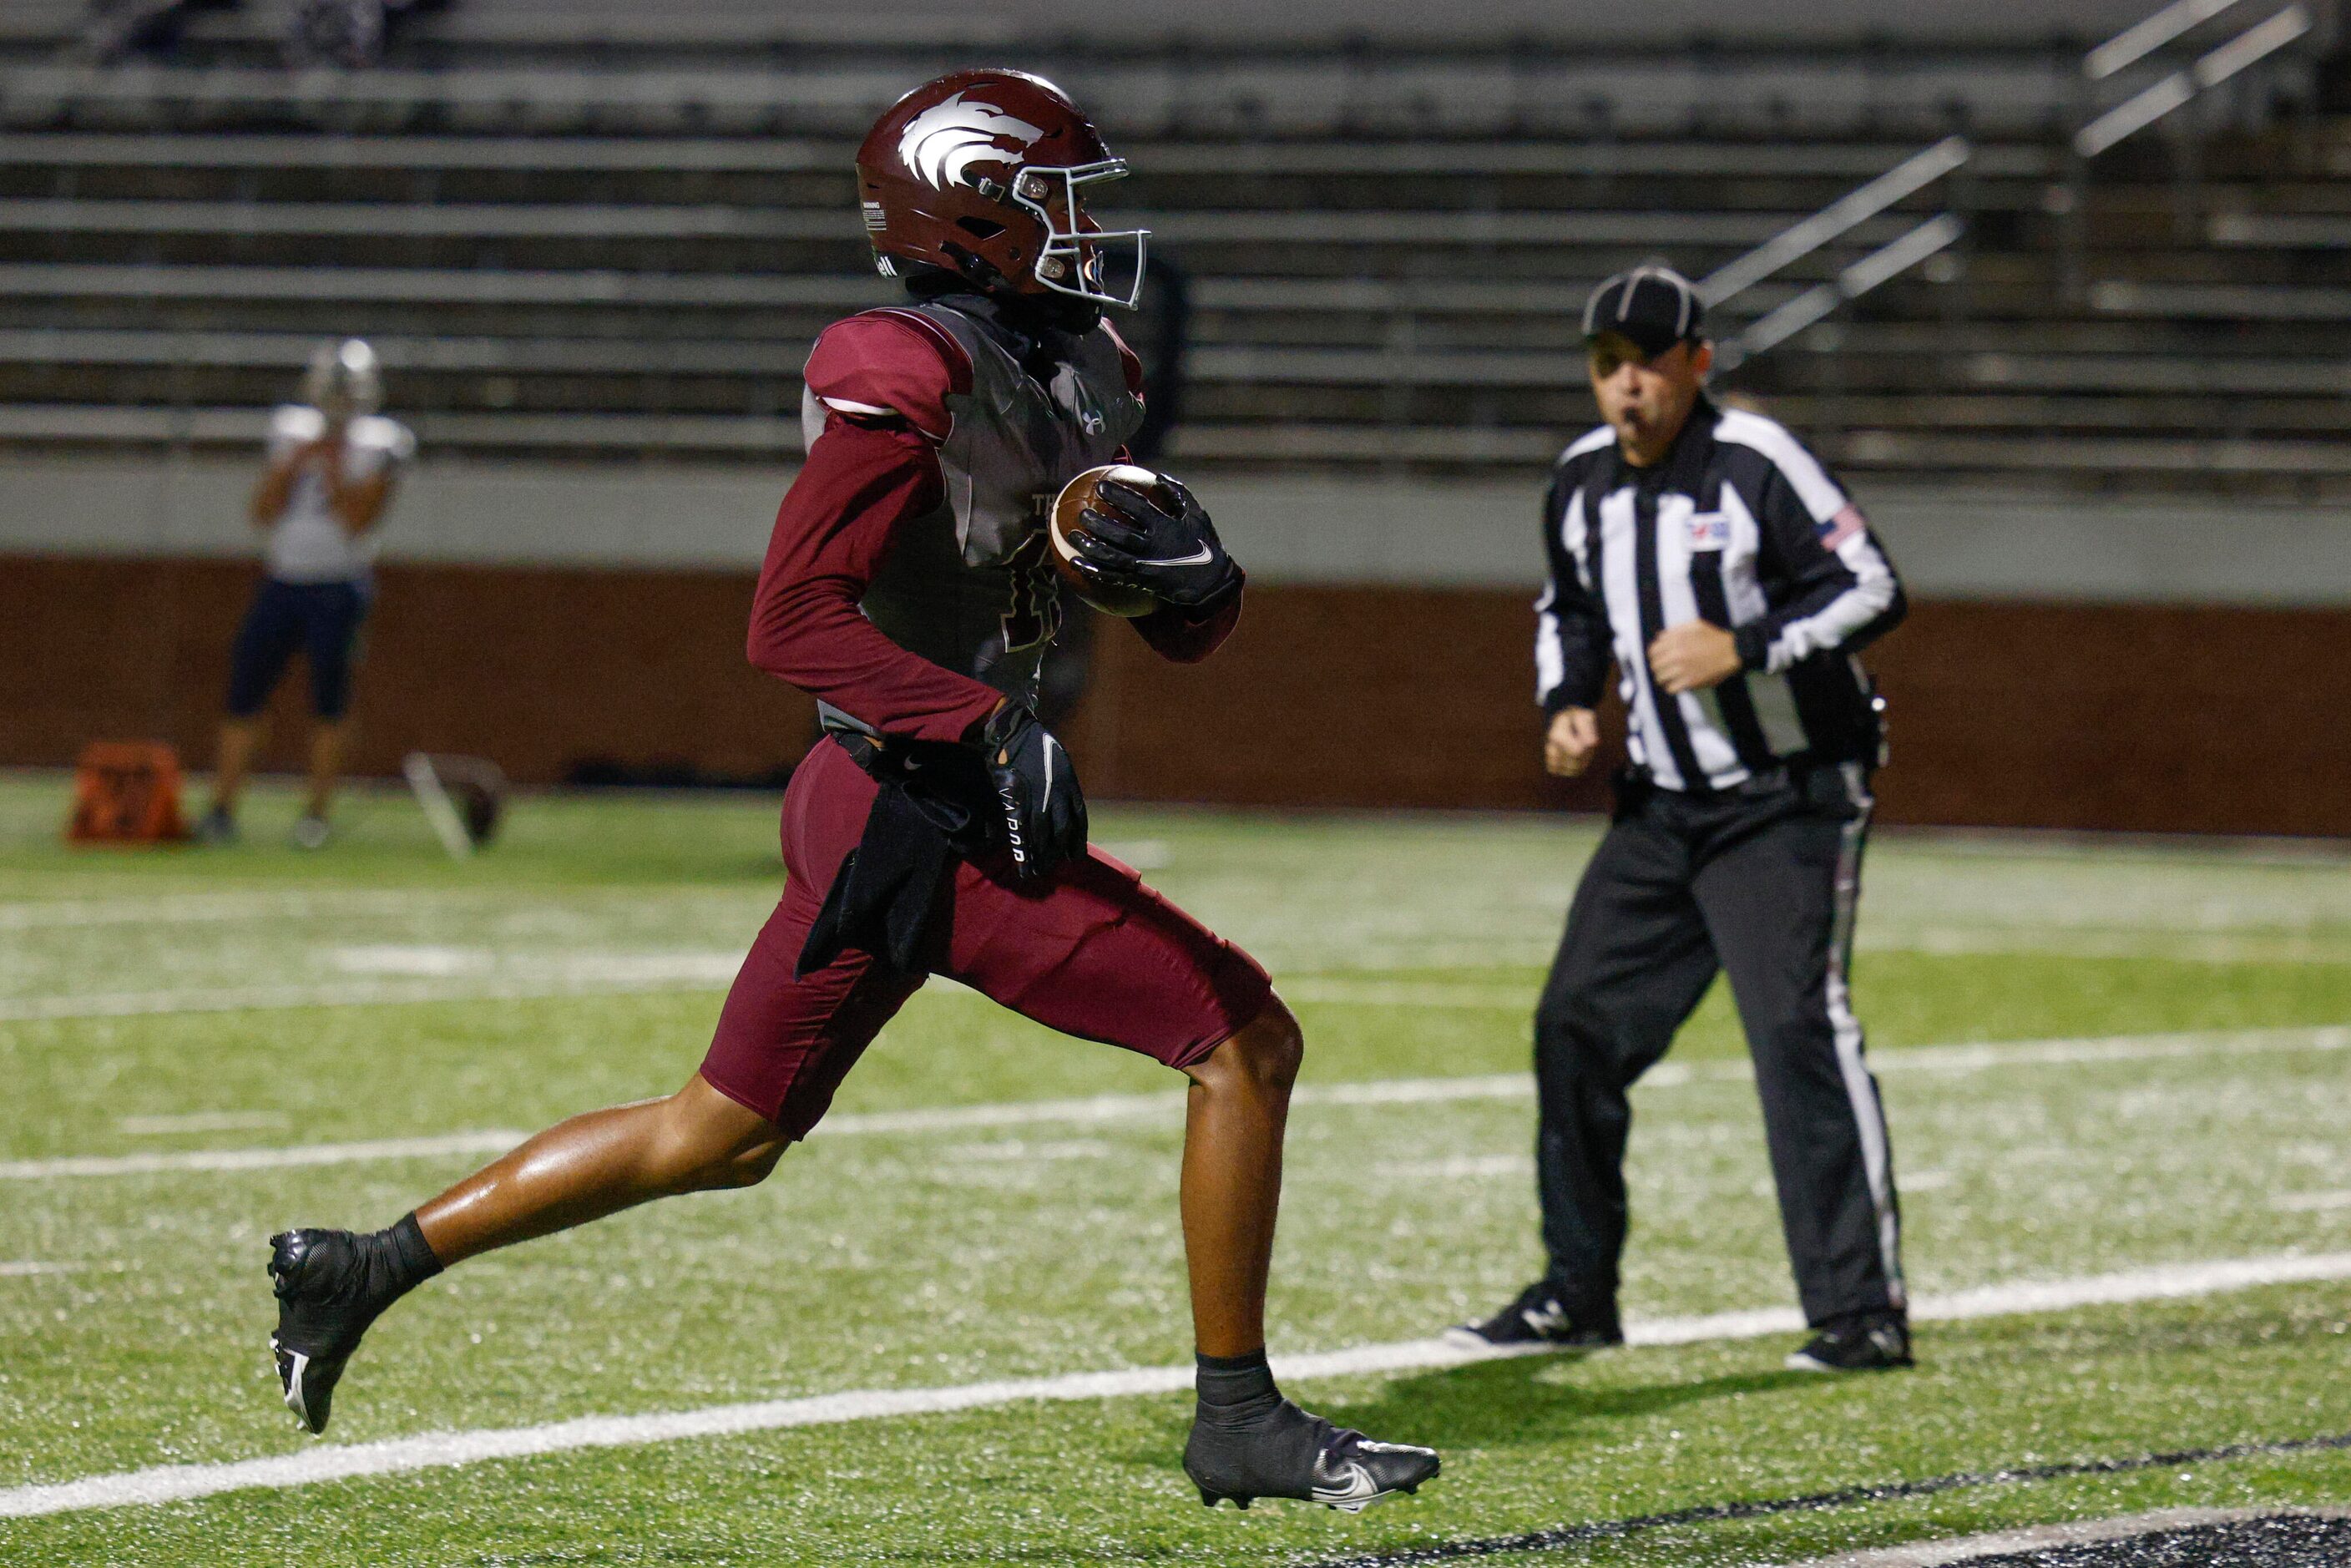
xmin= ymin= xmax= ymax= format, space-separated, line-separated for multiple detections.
xmin=897 ymin=92 xmax=1045 ymax=191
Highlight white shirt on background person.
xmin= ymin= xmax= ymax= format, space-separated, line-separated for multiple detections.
xmin=260 ymin=404 xmax=417 ymax=584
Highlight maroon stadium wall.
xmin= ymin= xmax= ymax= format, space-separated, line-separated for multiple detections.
xmin=6 ymin=554 xmax=2345 ymax=837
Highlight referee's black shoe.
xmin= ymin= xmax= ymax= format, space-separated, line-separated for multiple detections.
xmin=1444 ymin=1281 xmax=1623 ymax=1353
xmin=1787 ymin=1311 xmax=1913 ymax=1373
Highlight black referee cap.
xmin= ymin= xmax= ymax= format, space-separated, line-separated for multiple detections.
xmin=1583 ymin=266 xmax=1706 ymax=357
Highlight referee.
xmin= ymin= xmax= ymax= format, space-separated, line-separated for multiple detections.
xmin=1449 ymin=266 xmax=1914 ymax=1373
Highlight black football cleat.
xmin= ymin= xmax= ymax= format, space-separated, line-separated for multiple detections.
xmin=1185 ymin=1400 xmax=1439 ymax=1513
xmin=1444 ymin=1280 xmax=1624 ymax=1353
xmin=1786 ymin=1311 xmax=1914 ymax=1373
xmin=267 ymin=1228 xmax=402 ymax=1434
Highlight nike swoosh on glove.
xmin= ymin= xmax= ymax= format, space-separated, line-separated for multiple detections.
xmin=1071 ymin=473 xmax=1241 ymax=609
xmin=976 ymin=701 xmax=1086 ymax=883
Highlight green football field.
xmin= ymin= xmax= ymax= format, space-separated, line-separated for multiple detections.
xmin=3 ymin=772 xmax=2348 ymax=1565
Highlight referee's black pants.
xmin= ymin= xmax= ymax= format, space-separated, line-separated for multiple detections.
xmin=1534 ymin=762 xmax=1905 ymax=1328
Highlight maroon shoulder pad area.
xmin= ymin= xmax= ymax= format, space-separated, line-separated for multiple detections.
xmin=801 ymin=310 xmax=974 ymax=443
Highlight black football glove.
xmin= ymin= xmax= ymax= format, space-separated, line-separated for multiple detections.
xmin=975 ymin=701 xmax=1086 ymax=883
xmin=1071 ymin=474 xmax=1241 ymax=610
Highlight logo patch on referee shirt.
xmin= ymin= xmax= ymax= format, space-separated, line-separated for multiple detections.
xmin=1686 ymin=513 xmax=1731 ymax=551
xmin=1818 ymin=503 xmax=1867 ymax=549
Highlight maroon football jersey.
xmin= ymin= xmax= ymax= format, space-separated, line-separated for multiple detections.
xmin=799 ymin=299 xmax=1144 ymax=741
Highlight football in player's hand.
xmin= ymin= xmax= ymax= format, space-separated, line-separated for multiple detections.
xmin=1048 ymin=463 xmax=1168 ymax=619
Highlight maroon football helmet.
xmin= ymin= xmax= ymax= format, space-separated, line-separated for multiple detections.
xmin=857 ymin=68 xmax=1148 ymax=310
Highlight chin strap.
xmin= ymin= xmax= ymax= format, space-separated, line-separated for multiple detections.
xmin=916 ymin=251 xmax=1104 ymax=337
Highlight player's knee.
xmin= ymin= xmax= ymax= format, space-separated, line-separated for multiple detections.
xmin=1205 ymin=997 xmax=1304 ymax=1094
xmin=698 ymin=1139 xmax=788 ymax=1190
xmin=645 ymin=1095 xmax=788 ymax=1194
xmin=661 ymin=1141 xmax=785 ymax=1194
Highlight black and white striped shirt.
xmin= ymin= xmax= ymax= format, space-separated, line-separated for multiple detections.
xmin=1535 ymin=397 xmax=1906 ymax=792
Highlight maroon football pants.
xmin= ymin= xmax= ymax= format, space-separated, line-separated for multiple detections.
xmin=700 ymin=738 xmax=1274 ymax=1138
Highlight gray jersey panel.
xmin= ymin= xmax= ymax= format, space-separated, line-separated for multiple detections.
xmin=813 ymin=301 xmax=1145 ymax=741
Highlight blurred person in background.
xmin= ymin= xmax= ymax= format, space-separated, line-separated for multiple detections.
xmin=199 ymin=339 xmax=413 ymax=850
xmin=284 ymin=0 xmax=443 ymax=68
xmin=1450 ymin=266 xmax=1914 ymax=1373
xmin=78 ymin=0 xmax=240 ymax=63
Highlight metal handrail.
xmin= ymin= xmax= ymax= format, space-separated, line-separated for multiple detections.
xmin=2075 ymin=3 xmax=2313 ymax=156
xmin=1696 ymin=136 xmax=1969 ymax=307
xmin=1723 ymin=215 xmax=1967 ymax=366
xmin=2086 ymin=0 xmax=2252 ymax=80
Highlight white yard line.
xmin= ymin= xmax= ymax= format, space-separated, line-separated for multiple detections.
xmin=0 ymin=1132 xmax=529 ymax=1180
xmin=0 ymin=887 xmax=757 ymax=932
xmin=116 ymin=1112 xmax=288 ymax=1137
xmin=4 ymin=1250 xmax=2347 ymax=1521
xmin=0 ymin=970 xmax=737 ymax=1024
xmin=1638 ymin=1024 xmax=2350 ymax=1089
xmin=7 ymin=921 xmax=2347 ymax=1025
xmin=2275 ymin=1190 xmax=2351 ymax=1213
xmin=6 ymin=1027 xmax=2343 ymax=1181
xmin=1776 ymin=1507 xmax=2351 ymax=1568
xmin=0 ymin=971 xmax=1515 ymax=1023
xmin=0 ymin=890 xmax=477 ymax=931
xmin=0 ymin=1262 xmax=81 ymax=1277
xmin=0 ymin=1077 xmax=1539 ymax=1177
xmin=1282 ymin=979 xmax=1529 ymax=1009
xmin=1393 ymin=1153 xmax=1530 ymax=1180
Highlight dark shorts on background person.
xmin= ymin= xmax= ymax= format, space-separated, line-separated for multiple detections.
xmin=225 ymin=576 xmax=372 ymax=721
xmin=700 ymin=738 xmax=1275 ymax=1140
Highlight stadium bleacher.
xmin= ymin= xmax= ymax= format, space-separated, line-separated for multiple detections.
xmin=0 ymin=1 xmax=2341 ymax=495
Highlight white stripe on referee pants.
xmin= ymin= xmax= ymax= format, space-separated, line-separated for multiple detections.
xmin=1825 ymin=760 xmax=1904 ymax=1308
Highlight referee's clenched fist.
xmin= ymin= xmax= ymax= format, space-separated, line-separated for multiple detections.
xmin=1542 ymin=707 xmax=1600 ymax=776
xmin=1458 ymin=266 xmax=1915 ymax=1376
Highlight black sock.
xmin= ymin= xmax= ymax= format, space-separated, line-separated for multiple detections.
xmin=380 ymin=1212 xmax=444 ymax=1295
xmin=1195 ymin=1348 xmax=1284 ymax=1429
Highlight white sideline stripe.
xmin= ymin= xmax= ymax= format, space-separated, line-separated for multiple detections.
xmin=6 ymin=1251 xmax=2348 ymax=1521
xmin=7 ymin=936 xmax=2348 ymax=1024
xmin=0 ymin=1261 xmax=82 ymax=1277
xmin=0 ymin=1077 xmax=1531 ymax=1177
xmin=2275 ymin=1189 xmax=2351 ymax=1212
xmin=6 ymin=1027 xmax=2343 ymax=1181
xmin=1282 ymin=979 xmax=1527 ymax=1009
xmin=1639 ymin=1023 xmax=2351 ymax=1089
xmin=0 ymin=887 xmax=756 ymax=932
xmin=1776 ymin=1507 xmax=2351 ymax=1568
xmin=0 ymin=1132 xmax=528 ymax=1180
xmin=0 ymin=972 xmax=1519 ymax=1023
xmin=0 ymin=973 xmax=732 ymax=1023
xmin=117 ymin=1111 xmax=287 ymax=1136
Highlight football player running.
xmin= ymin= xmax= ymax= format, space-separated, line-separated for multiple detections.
xmin=262 ymin=70 xmax=1439 ymax=1515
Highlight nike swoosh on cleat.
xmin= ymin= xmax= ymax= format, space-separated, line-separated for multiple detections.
xmin=274 ymin=1340 xmax=313 ymax=1427
xmin=1312 ymin=1461 xmax=1386 ymax=1510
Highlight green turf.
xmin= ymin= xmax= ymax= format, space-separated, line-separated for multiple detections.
xmin=3 ymin=773 xmax=2348 ymax=1565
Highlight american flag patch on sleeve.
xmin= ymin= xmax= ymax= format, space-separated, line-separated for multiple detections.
xmin=1818 ymin=503 xmax=1867 ymax=549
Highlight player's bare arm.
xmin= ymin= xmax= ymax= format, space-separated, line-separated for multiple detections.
xmin=326 ymin=464 xmax=397 ymax=538
xmin=246 ymin=443 xmax=309 ymax=529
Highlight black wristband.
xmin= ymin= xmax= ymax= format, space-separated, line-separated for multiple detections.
xmin=1734 ymin=622 xmax=1772 ymax=672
